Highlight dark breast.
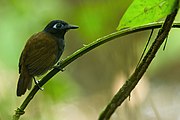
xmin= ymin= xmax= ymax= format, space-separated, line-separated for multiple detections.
xmin=56 ymin=38 xmax=65 ymax=63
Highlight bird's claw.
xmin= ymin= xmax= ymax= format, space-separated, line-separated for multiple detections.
xmin=53 ymin=65 xmax=65 ymax=72
xmin=33 ymin=77 xmax=44 ymax=91
xmin=53 ymin=60 xmax=65 ymax=72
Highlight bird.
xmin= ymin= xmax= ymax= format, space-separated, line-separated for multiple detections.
xmin=16 ymin=20 xmax=78 ymax=96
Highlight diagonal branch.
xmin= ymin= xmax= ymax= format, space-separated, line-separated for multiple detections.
xmin=98 ymin=8 xmax=178 ymax=120
xmin=13 ymin=20 xmax=180 ymax=119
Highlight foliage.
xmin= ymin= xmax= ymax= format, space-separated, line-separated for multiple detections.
xmin=117 ymin=0 xmax=178 ymax=30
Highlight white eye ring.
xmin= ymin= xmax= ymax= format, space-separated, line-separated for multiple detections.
xmin=53 ymin=23 xmax=63 ymax=29
xmin=53 ymin=23 xmax=58 ymax=29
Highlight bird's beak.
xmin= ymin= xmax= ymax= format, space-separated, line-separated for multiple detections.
xmin=67 ymin=24 xmax=79 ymax=29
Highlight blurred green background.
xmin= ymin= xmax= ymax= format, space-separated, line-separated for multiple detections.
xmin=0 ymin=0 xmax=180 ymax=120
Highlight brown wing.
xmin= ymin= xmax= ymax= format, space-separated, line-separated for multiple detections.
xmin=17 ymin=32 xmax=59 ymax=96
xmin=22 ymin=32 xmax=59 ymax=76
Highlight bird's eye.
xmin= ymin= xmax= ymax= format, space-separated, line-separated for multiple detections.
xmin=53 ymin=23 xmax=63 ymax=29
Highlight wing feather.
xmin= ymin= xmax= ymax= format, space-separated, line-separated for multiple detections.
xmin=21 ymin=32 xmax=59 ymax=76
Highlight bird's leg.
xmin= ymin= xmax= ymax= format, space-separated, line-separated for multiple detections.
xmin=53 ymin=60 xmax=65 ymax=72
xmin=33 ymin=77 xmax=44 ymax=91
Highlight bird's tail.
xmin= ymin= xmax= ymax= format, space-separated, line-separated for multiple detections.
xmin=16 ymin=70 xmax=32 ymax=96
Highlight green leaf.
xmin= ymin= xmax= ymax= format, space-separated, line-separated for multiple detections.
xmin=117 ymin=0 xmax=178 ymax=30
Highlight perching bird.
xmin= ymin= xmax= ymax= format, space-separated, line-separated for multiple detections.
xmin=17 ymin=20 xmax=78 ymax=96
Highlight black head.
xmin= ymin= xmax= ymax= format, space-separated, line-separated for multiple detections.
xmin=43 ymin=20 xmax=78 ymax=38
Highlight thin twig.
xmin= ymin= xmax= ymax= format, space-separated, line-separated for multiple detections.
xmin=136 ymin=29 xmax=154 ymax=67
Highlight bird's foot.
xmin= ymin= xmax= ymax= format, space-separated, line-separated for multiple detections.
xmin=33 ymin=77 xmax=44 ymax=91
xmin=53 ymin=60 xmax=65 ymax=72
xmin=53 ymin=65 xmax=65 ymax=72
